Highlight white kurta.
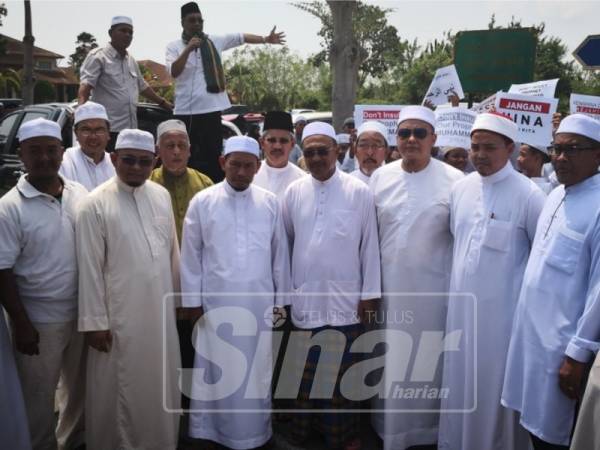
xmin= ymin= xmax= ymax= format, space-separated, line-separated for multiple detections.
xmin=502 ymin=174 xmax=600 ymax=446
xmin=59 ymin=146 xmax=115 ymax=191
xmin=571 ymin=351 xmax=600 ymax=450
xmin=350 ymin=168 xmax=371 ymax=185
xmin=181 ymin=182 xmax=291 ymax=450
xmin=531 ymin=177 xmax=554 ymax=195
xmin=438 ymin=162 xmax=545 ymax=450
xmin=369 ymin=159 xmax=463 ymax=449
xmin=253 ymin=162 xmax=306 ymax=198
xmin=76 ymin=177 xmax=181 ymax=450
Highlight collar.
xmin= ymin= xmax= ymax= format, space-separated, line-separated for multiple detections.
xmin=116 ymin=176 xmax=146 ymax=194
xmin=223 ymin=180 xmax=250 ymax=197
xmin=78 ymin=146 xmax=107 ymax=166
xmin=481 ymin=160 xmax=514 ymax=185
xmin=17 ymin=174 xmax=67 ymax=199
xmin=565 ymin=173 xmax=600 ymax=195
xmin=264 ymin=162 xmax=291 ymax=174
xmin=107 ymin=43 xmax=127 ymax=59
xmin=311 ymin=167 xmax=340 ymax=188
xmin=163 ymin=167 xmax=189 ymax=182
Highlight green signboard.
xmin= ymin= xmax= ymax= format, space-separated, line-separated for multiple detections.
xmin=454 ymin=29 xmax=537 ymax=94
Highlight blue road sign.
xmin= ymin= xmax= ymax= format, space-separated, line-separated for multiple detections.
xmin=573 ymin=35 xmax=600 ymax=70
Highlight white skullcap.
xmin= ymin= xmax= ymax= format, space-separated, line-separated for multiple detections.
xmin=294 ymin=115 xmax=307 ymax=125
xmin=471 ymin=112 xmax=518 ymax=143
xmin=522 ymin=143 xmax=550 ymax=156
xmin=75 ymin=101 xmax=109 ymax=125
xmin=556 ymin=113 xmax=600 ymax=143
xmin=157 ymin=119 xmax=188 ymax=140
xmin=336 ymin=133 xmax=350 ymax=145
xmin=111 ymin=16 xmax=133 ymax=27
xmin=357 ymin=121 xmax=389 ymax=146
xmin=398 ymin=105 xmax=436 ymax=130
xmin=439 ymin=145 xmax=468 ymax=157
xmin=17 ymin=118 xmax=62 ymax=142
xmin=224 ymin=136 xmax=260 ymax=158
xmin=302 ymin=121 xmax=337 ymax=144
xmin=115 ymin=129 xmax=155 ymax=153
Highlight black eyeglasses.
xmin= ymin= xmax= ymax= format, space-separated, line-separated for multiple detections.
xmin=265 ymin=137 xmax=291 ymax=145
xmin=119 ymin=155 xmax=154 ymax=167
xmin=397 ymin=128 xmax=429 ymax=140
xmin=303 ymin=146 xmax=332 ymax=158
xmin=549 ymin=144 xmax=599 ymax=157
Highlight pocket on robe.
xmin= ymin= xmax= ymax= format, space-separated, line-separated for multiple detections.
xmin=482 ymin=218 xmax=512 ymax=252
xmin=248 ymin=219 xmax=272 ymax=251
xmin=153 ymin=216 xmax=172 ymax=248
xmin=545 ymin=227 xmax=584 ymax=275
xmin=331 ymin=209 xmax=356 ymax=240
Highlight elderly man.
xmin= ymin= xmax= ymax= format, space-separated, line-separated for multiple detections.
xmin=76 ymin=129 xmax=181 ymax=450
xmin=282 ymin=122 xmax=381 ymax=450
xmin=181 ymin=135 xmax=290 ymax=449
xmin=369 ymin=107 xmax=463 ymax=449
xmin=0 ymin=118 xmax=88 ymax=449
xmin=79 ymin=16 xmax=172 ymax=150
xmin=438 ymin=112 xmax=546 ymax=450
xmin=517 ymin=143 xmax=553 ymax=194
xmin=254 ymin=111 xmax=305 ymax=197
xmin=350 ymin=121 xmax=389 ymax=184
xmin=60 ymin=101 xmax=115 ymax=190
xmin=166 ymin=2 xmax=285 ymax=181
xmin=502 ymin=114 xmax=600 ymax=450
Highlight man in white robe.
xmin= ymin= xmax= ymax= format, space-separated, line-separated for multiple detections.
xmin=350 ymin=120 xmax=390 ymax=185
xmin=571 ymin=350 xmax=600 ymax=450
xmin=181 ymin=135 xmax=290 ymax=449
xmin=59 ymin=101 xmax=115 ymax=191
xmin=438 ymin=113 xmax=546 ymax=450
xmin=253 ymin=110 xmax=305 ymax=197
xmin=370 ymin=107 xmax=463 ymax=450
xmin=502 ymin=114 xmax=600 ymax=449
xmin=76 ymin=129 xmax=181 ymax=450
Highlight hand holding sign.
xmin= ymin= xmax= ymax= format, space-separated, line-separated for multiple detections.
xmin=422 ymin=65 xmax=465 ymax=107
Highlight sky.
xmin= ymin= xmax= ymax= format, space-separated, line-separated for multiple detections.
xmin=1 ymin=0 xmax=599 ymax=68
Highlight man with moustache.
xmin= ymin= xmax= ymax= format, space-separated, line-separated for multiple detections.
xmin=517 ymin=143 xmax=553 ymax=194
xmin=350 ymin=121 xmax=389 ymax=184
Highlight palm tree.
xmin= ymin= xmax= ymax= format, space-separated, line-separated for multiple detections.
xmin=0 ymin=69 xmax=22 ymax=97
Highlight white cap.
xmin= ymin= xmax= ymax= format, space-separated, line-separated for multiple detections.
xmin=224 ymin=136 xmax=260 ymax=158
xmin=75 ymin=101 xmax=109 ymax=125
xmin=294 ymin=115 xmax=307 ymax=125
xmin=111 ymin=16 xmax=133 ymax=27
xmin=302 ymin=121 xmax=337 ymax=144
xmin=556 ymin=113 xmax=600 ymax=143
xmin=439 ymin=145 xmax=468 ymax=157
xmin=522 ymin=143 xmax=550 ymax=156
xmin=357 ymin=121 xmax=389 ymax=146
xmin=336 ymin=133 xmax=350 ymax=145
xmin=471 ymin=112 xmax=518 ymax=143
xmin=397 ymin=105 xmax=436 ymax=130
xmin=17 ymin=118 xmax=62 ymax=142
xmin=115 ymin=129 xmax=155 ymax=153
xmin=157 ymin=119 xmax=188 ymax=140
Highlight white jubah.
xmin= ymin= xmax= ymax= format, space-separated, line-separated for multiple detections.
xmin=181 ymin=181 xmax=291 ymax=450
xmin=369 ymin=158 xmax=463 ymax=449
xmin=76 ymin=177 xmax=181 ymax=450
xmin=59 ymin=145 xmax=115 ymax=191
xmin=438 ymin=162 xmax=545 ymax=450
xmin=253 ymin=161 xmax=306 ymax=198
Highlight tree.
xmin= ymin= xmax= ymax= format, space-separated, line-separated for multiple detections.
xmin=0 ymin=68 xmax=22 ymax=97
xmin=23 ymin=0 xmax=34 ymax=105
xmin=69 ymin=32 xmax=98 ymax=76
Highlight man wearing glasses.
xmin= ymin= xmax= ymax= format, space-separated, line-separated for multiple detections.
xmin=76 ymin=129 xmax=181 ymax=450
xmin=439 ymin=112 xmax=546 ymax=450
xmin=369 ymin=106 xmax=463 ymax=450
xmin=60 ymin=101 xmax=115 ymax=191
xmin=350 ymin=120 xmax=389 ymax=184
xmin=502 ymin=114 xmax=600 ymax=450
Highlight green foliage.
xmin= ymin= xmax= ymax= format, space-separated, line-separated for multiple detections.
xmin=0 ymin=68 xmax=21 ymax=97
xmin=33 ymin=80 xmax=56 ymax=103
xmin=69 ymin=32 xmax=98 ymax=76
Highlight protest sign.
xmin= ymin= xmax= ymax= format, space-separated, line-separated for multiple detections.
xmin=509 ymin=79 xmax=559 ymax=98
xmin=471 ymin=92 xmax=499 ymax=113
xmin=435 ymin=107 xmax=478 ymax=149
xmin=494 ymin=92 xmax=558 ymax=147
xmin=570 ymin=93 xmax=600 ymax=121
xmin=422 ymin=65 xmax=465 ymax=106
xmin=354 ymin=105 xmax=405 ymax=145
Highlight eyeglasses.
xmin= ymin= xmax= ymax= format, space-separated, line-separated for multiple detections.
xmin=397 ymin=128 xmax=429 ymax=140
xmin=549 ymin=144 xmax=599 ymax=157
xmin=357 ymin=142 xmax=386 ymax=151
xmin=303 ymin=146 xmax=332 ymax=158
xmin=78 ymin=128 xmax=108 ymax=137
xmin=265 ymin=137 xmax=291 ymax=145
xmin=118 ymin=155 xmax=154 ymax=167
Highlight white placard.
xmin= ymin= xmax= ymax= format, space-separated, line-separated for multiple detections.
xmin=434 ymin=107 xmax=478 ymax=149
xmin=471 ymin=92 xmax=499 ymax=113
xmin=494 ymin=92 xmax=559 ymax=147
xmin=508 ymin=79 xmax=559 ymax=98
xmin=570 ymin=93 xmax=600 ymax=122
xmin=354 ymin=105 xmax=406 ymax=145
xmin=422 ymin=64 xmax=465 ymax=106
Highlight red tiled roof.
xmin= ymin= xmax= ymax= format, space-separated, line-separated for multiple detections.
xmin=1 ymin=33 xmax=63 ymax=59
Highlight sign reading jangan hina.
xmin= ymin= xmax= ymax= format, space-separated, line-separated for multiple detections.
xmin=494 ymin=92 xmax=558 ymax=147
xmin=354 ymin=105 xmax=406 ymax=145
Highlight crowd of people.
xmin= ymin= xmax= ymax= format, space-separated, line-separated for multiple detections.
xmin=1 ymin=3 xmax=600 ymax=450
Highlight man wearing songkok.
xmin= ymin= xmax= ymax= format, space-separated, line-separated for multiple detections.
xmin=438 ymin=112 xmax=546 ymax=450
xmin=254 ymin=110 xmax=305 ymax=197
xmin=0 ymin=118 xmax=88 ymax=449
xmin=571 ymin=351 xmax=600 ymax=450
xmin=282 ymin=121 xmax=381 ymax=449
xmin=166 ymin=2 xmax=285 ymax=182
xmin=181 ymin=135 xmax=290 ymax=449
xmin=60 ymin=101 xmax=115 ymax=190
xmin=517 ymin=142 xmax=554 ymax=194
xmin=350 ymin=121 xmax=390 ymax=184
xmin=369 ymin=107 xmax=463 ymax=449
xmin=79 ymin=16 xmax=172 ymax=150
xmin=502 ymin=114 xmax=600 ymax=450
xmin=76 ymin=129 xmax=181 ymax=450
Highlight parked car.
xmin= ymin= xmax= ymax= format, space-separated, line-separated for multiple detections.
xmin=299 ymin=111 xmax=332 ymax=124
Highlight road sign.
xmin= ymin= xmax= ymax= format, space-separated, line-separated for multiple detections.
xmin=454 ymin=29 xmax=537 ymax=94
xmin=573 ymin=35 xmax=600 ymax=70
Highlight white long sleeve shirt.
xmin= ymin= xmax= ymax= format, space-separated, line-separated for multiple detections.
xmin=59 ymin=146 xmax=115 ymax=191
xmin=253 ymin=162 xmax=306 ymax=198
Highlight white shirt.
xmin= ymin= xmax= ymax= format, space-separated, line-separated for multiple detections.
xmin=0 ymin=175 xmax=88 ymax=323
xmin=166 ymin=34 xmax=244 ymax=115
xmin=349 ymin=168 xmax=370 ymax=185
xmin=282 ymin=169 xmax=381 ymax=328
xmin=253 ymin=162 xmax=306 ymax=197
xmin=531 ymin=176 xmax=554 ymax=195
xmin=502 ymin=174 xmax=600 ymax=446
xmin=59 ymin=146 xmax=115 ymax=191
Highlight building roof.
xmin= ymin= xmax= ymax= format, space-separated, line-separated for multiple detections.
xmin=36 ymin=66 xmax=79 ymax=85
xmin=138 ymin=59 xmax=172 ymax=88
xmin=1 ymin=33 xmax=64 ymax=59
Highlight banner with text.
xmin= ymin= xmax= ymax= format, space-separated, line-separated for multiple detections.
xmin=422 ymin=65 xmax=465 ymax=106
xmin=570 ymin=93 xmax=600 ymax=122
xmin=354 ymin=105 xmax=406 ymax=145
xmin=435 ymin=107 xmax=478 ymax=149
xmin=508 ymin=78 xmax=559 ymax=98
xmin=471 ymin=92 xmax=499 ymax=113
